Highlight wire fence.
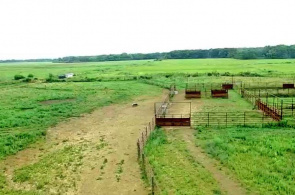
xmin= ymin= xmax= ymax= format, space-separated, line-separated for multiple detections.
xmin=240 ymin=82 xmax=295 ymax=90
xmin=137 ymin=118 xmax=164 ymax=194
xmin=240 ymin=88 xmax=295 ymax=119
xmin=192 ymin=111 xmax=275 ymax=127
xmin=141 ymin=79 xmax=175 ymax=89
xmin=136 ymin=87 xmax=177 ymax=194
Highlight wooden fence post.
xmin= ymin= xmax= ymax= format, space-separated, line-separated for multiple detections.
xmin=244 ymin=112 xmax=246 ymax=126
xmin=225 ymin=112 xmax=227 ymax=127
xmin=142 ymin=132 xmax=145 ymax=146
xmin=207 ymin=112 xmax=210 ymax=127
xmin=292 ymin=98 xmax=294 ymax=117
xmin=142 ymin=153 xmax=145 ymax=169
xmin=137 ymin=140 xmax=141 ymax=160
xmin=281 ymin=100 xmax=283 ymax=120
xmin=151 ymin=177 xmax=155 ymax=195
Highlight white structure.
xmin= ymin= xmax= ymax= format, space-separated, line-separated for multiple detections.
xmin=65 ymin=73 xmax=74 ymax=78
xmin=59 ymin=73 xmax=74 ymax=79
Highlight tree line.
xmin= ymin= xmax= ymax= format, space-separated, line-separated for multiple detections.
xmin=52 ymin=45 xmax=295 ymax=62
xmin=1 ymin=45 xmax=295 ymax=63
xmin=0 ymin=58 xmax=52 ymax=63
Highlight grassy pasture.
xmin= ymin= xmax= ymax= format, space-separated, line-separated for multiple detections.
xmin=0 ymin=81 xmax=162 ymax=159
xmin=1 ymin=58 xmax=295 ymax=82
xmin=196 ymin=127 xmax=295 ymax=194
xmin=144 ymin=128 xmax=222 ymax=195
xmin=1 ymin=58 xmax=295 ymax=194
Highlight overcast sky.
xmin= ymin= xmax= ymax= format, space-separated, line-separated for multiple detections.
xmin=0 ymin=0 xmax=295 ymax=60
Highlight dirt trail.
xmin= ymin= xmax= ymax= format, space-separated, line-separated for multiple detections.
xmin=1 ymin=90 xmax=168 ymax=195
xmin=166 ymin=90 xmax=247 ymax=195
xmin=178 ymin=129 xmax=247 ymax=195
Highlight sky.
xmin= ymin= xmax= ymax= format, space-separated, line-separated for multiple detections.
xmin=0 ymin=0 xmax=295 ymax=60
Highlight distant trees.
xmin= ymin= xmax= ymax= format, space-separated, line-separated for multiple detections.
xmin=234 ymin=50 xmax=258 ymax=59
xmin=51 ymin=45 xmax=295 ymax=63
xmin=2 ymin=45 xmax=295 ymax=64
xmin=0 ymin=59 xmax=51 ymax=63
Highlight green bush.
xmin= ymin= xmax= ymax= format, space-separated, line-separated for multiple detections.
xmin=27 ymin=74 xmax=34 ymax=78
xmin=14 ymin=75 xmax=25 ymax=80
xmin=23 ymin=78 xmax=32 ymax=82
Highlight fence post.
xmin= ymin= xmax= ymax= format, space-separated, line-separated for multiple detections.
xmin=142 ymin=153 xmax=145 ymax=170
xmin=142 ymin=132 xmax=145 ymax=146
xmin=262 ymin=112 xmax=264 ymax=125
xmin=137 ymin=139 xmax=141 ymax=160
xmin=292 ymin=98 xmax=294 ymax=117
xmin=225 ymin=112 xmax=227 ymax=127
xmin=151 ymin=177 xmax=155 ymax=195
xmin=207 ymin=112 xmax=210 ymax=127
xmin=244 ymin=112 xmax=246 ymax=127
xmin=281 ymin=100 xmax=283 ymax=120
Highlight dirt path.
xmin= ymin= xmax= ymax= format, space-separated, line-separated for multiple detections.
xmin=1 ymin=90 xmax=168 ymax=195
xmin=178 ymin=129 xmax=247 ymax=195
xmin=166 ymin=90 xmax=247 ymax=195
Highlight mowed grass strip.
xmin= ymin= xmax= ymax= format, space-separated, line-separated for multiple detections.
xmin=196 ymin=127 xmax=295 ymax=194
xmin=144 ymin=129 xmax=223 ymax=195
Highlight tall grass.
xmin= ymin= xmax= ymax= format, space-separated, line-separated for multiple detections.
xmin=144 ymin=129 xmax=222 ymax=195
xmin=196 ymin=127 xmax=295 ymax=194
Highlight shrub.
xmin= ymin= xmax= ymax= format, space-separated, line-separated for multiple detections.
xmin=221 ymin=72 xmax=231 ymax=76
xmin=27 ymin=74 xmax=34 ymax=78
xmin=23 ymin=78 xmax=32 ymax=82
xmin=46 ymin=73 xmax=56 ymax=82
xmin=14 ymin=74 xmax=25 ymax=80
xmin=238 ymin=71 xmax=262 ymax=77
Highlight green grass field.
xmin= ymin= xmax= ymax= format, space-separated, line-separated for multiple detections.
xmin=1 ymin=58 xmax=295 ymax=194
xmin=1 ymin=58 xmax=295 ymax=82
xmin=196 ymin=127 xmax=295 ymax=194
xmin=144 ymin=129 xmax=222 ymax=195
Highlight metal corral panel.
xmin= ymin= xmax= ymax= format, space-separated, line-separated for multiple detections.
xmin=222 ymin=84 xmax=233 ymax=90
xmin=283 ymin=84 xmax=294 ymax=89
xmin=155 ymin=117 xmax=191 ymax=126
xmin=185 ymin=90 xmax=201 ymax=98
xmin=211 ymin=90 xmax=228 ymax=98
